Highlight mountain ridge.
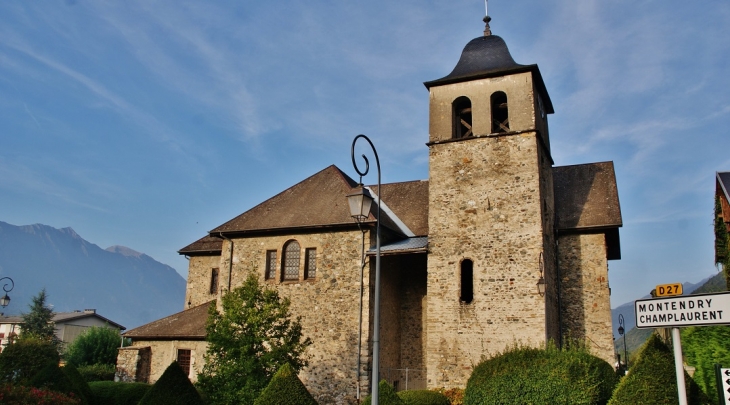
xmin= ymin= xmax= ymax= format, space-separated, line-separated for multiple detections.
xmin=0 ymin=221 xmax=185 ymax=329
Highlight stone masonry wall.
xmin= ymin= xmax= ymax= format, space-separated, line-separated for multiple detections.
xmin=558 ymin=233 xmax=614 ymax=364
xmin=426 ymin=133 xmax=549 ymax=389
xmin=186 ymin=255 xmax=221 ymax=309
xmin=217 ymin=229 xmax=371 ymax=405
xmin=119 ymin=340 xmax=208 ymax=383
xmin=115 ymin=346 xmax=150 ymax=383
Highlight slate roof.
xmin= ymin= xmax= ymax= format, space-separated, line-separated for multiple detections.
xmin=123 ymin=301 xmax=212 ymax=340
xmin=179 ymin=235 xmax=223 ymax=255
xmin=370 ymin=180 xmax=429 ymax=236
xmin=718 ymin=172 xmax=730 ymax=201
xmin=554 ymin=162 xmax=623 ymax=231
xmin=423 ymin=30 xmax=553 ymax=113
xmin=210 ymin=165 xmax=361 ymax=235
xmin=368 ymin=237 xmax=428 ymax=256
xmin=181 ymin=161 xmax=622 ymax=254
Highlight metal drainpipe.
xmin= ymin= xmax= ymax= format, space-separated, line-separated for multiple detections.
xmin=219 ymin=233 xmax=234 ymax=292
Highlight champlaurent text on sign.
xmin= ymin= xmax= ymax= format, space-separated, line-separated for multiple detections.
xmin=634 ymin=292 xmax=730 ymax=329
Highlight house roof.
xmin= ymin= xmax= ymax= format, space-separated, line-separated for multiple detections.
xmin=53 ymin=310 xmax=126 ymax=330
xmin=179 ymin=235 xmax=223 ymax=255
xmin=554 ymin=162 xmax=623 ymax=231
xmin=718 ymin=172 xmax=730 ymax=202
xmin=370 ymin=181 xmax=429 ymax=237
xmin=123 ymin=301 xmax=212 ymax=340
xmin=209 ymin=165 xmax=361 ymax=235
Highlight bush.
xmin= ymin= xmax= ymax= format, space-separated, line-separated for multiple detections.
xmin=433 ymin=388 xmax=463 ymax=405
xmin=608 ymin=334 xmax=711 ymax=405
xmin=138 ymin=361 xmax=204 ymax=405
xmin=89 ymin=381 xmax=151 ymax=405
xmin=361 ymin=380 xmax=405 ymax=405
xmin=464 ymin=344 xmax=618 ymax=405
xmin=63 ymin=364 xmax=95 ymax=405
xmin=78 ymin=363 xmax=116 ymax=382
xmin=65 ymin=326 xmax=123 ymax=367
xmin=30 ymin=363 xmax=90 ymax=404
xmin=0 ymin=383 xmax=81 ymax=404
xmin=254 ymin=362 xmax=317 ymax=405
xmin=397 ymin=389 xmax=450 ymax=405
xmin=0 ymin=336 xmax=60 ymax=384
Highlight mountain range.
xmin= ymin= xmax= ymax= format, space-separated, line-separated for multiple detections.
xmin=0 ymin=221 xmax=185 ymax=329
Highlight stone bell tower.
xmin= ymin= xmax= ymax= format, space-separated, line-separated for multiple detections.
xmin=423 ymin=16 xmax=560 ymax=388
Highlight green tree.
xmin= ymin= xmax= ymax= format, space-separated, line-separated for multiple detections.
xmin=20 ymin=288 xmax=59 ymax=346
xmin=0 ymin=336 xmax=60 ymax=384
xmin=65 ymin=326 xmax=123 ymax=367
xmin=197 ymin=273 xmax=312 ymax=405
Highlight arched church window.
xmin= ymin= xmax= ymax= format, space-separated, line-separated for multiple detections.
xmin=281 ymin=240 xmax=301 ymax=281
xmin=453 ymin=96 xmax=473 ymax=139
xmin=460 ymin=259 xmax=474 ymax=304
xmin=491 ymin=91 xmax=509 ymax=133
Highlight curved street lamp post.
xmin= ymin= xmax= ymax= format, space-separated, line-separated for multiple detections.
xmin=0 ymin=277 xmax=14 ymax=307
xmin=346 ymin=134 xmax=382 ymax=404
xmin=618 ymin=314 xmax=628 ymax=371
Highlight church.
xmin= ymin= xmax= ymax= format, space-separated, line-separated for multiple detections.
xmin=116 ymin=15 xmax=622 ymax=405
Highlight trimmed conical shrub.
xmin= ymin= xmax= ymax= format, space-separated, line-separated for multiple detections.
xmin=138 ymin=361 xmax=204 ymax=405
xmin=30 ymin=362 xmax=89 ymax=404
xmin=254 ymin=362 xmax=317 ymax=405
xmin=62 ymin=364 xmax=94 ymax=405
xmin=361 ymin=380 xmax=405 ymax=405
xmin=608 ymin=334 xmax=710 ymax=405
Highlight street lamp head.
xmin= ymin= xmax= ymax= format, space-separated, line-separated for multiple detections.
xmin=536 ymin=276 xmax=546 ymax=297
xmin=347 ymin=185 xmax=374 ymax=222
xmin=618 ymin=325 xmax=624 ymax=336
xmin=0 ymin=294 xmax=9 ymax=308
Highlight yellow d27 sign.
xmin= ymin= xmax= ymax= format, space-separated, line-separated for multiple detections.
xmin=655 ymin=283 xmax=683 ymax=297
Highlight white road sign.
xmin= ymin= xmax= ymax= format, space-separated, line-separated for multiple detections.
xmin=634 ymin=292 xmax=730 ymax=329
xmin=721 ymin=368 xmax=730 ymax=405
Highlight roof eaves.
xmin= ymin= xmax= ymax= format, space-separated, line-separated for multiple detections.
xmin=718 ymin=172 xmax=730 ymax=202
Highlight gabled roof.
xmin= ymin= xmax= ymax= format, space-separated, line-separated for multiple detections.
xmin=124 ymin=301 xmax=212 ymax=340
xmin=179 ymin=235 xmax=223 ymax=255
xmin=718 ymin=172 xmax=730 ymax=202
xmin=553 ymin=162 xmax=623 ymax=231
xmin=53 ymin=310 xmax=125 ymax=330
xmin=370 ymin=181 xmax=429 ymax=237
xmin=210 ymin=165 xmax=361 ymax=235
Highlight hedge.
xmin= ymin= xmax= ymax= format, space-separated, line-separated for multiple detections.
xmin=30 ymin=363 xmax=88 ymax=404
xmin=63 ymin=364 xmax=95 ymax=405
xmin=608 ymin=334 xmax=711 ymax=405
xmin=88 ymin=381 xmax=151 ymax=405
xmin=0 ymin=336 xmax=60 ymax=384
xmin=464 ymin=344 xmax=618 ymax=405
xmin=397 ymin=389 xmax=450 ymax=405
xmin=78 ymin=363 xmax=116 ymax=382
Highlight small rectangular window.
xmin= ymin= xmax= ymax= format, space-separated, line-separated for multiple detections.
xmin=177 ymin=349 xmax=191 ymax=376
xmin=265 ymin=250 xmax=277 ymax=280
xmin=209 ymin=268 xmax=219 ymax=295
xmin=304 ymin=248 xmax=317 ymax=280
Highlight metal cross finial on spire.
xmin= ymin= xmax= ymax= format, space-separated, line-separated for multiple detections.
xmin=483 ymin=0 xmax=492 ymax=36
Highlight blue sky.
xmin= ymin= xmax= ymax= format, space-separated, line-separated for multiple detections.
xmin=1 ymin=0 xmax=728 ymax=308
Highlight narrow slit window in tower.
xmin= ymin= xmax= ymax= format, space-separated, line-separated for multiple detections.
xmin=453 ymin=96 xmax=473 ymax=139
xmin=209 ymin=268 xmax=219 ymax=295
xmin=460 ymin=259 xmax=474 ymax=304
xmin=491 ymin=91 xmax=509 ymax=133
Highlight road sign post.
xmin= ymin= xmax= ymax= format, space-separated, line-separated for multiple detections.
xmin=718 ymin=365 xmax=730 ymax=405
xmin=634 ymin=291 xmax=730 ymax=405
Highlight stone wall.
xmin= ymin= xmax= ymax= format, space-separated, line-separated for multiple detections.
xmin=186 ymin=255 xmax=221 ymax=309
xmin=558 ymin=233 xmax=614 ymax=363
xmin=116 ymin=346 xmax=150 ymax=383
xmin=214 ymin=229 xmax=371 ymax=405
xmin=426 ymin=132 xmax=550 ymax=389
xmin=117 ymin=340 xmax=208 ymax=383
